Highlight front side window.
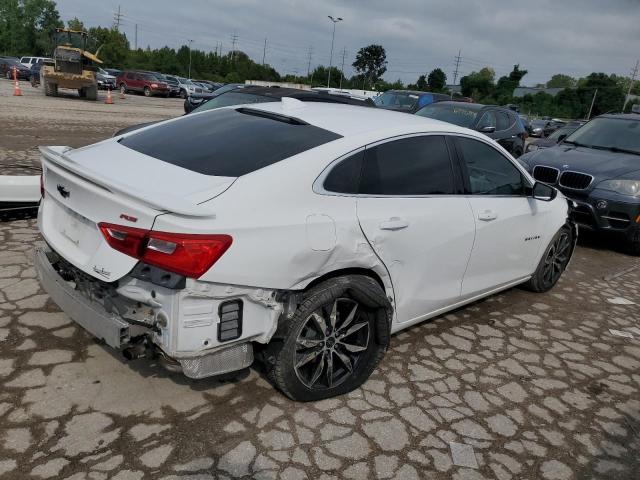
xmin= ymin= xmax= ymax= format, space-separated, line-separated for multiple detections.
xmin=477 ymin=111 xmax=497 ymax=129
xmin=456 ymin=137 xmax=525 ymax=195
xmin=360 ymin=136 xmax=454 ymax=195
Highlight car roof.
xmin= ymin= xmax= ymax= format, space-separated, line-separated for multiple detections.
xmin=242 ymin=100 xmax=483 ymax=138
xmin=226 ymin=86 xmax=373 ymax=106
xmin=598 ymin=113 xmax=640 ymax=121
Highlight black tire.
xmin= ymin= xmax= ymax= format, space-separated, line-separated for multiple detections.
xmin=119 ymin=83 xmax=127 ymax=94
xmin=144 ymin=86 xmax=151 ymax=97
xmin=78 ymin=88 xmax=86 ymax=98
xmin=627 ymin=228 xmax=640 ymax=256
xmin=85 ymin=85 xmax=97 ymax=101
xmin=265 ymin=275 xmax=391 ymax=401
xmin=523 ymin=225 xmax=574 ymax=293
xmin=179 ymin=89 xmax=187 ymax=99
xmin=44 ymin=80 xmax=57 ymax=97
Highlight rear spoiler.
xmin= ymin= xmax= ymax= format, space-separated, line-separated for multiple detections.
xmin=39 ymin=146 xmax=218 ymax=217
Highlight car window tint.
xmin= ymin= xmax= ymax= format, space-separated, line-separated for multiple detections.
xmin=457 ymin=137 xmax=524 ymax=195
xmin=360 ymin=136 xmax=454 ymax=195
xmin=496 ymin=112 xmax=511 ymax=131
xmin=477 ymin=111 xmax=497 ymax=129
xmin=119 ymin=108 xmax=342 ymax=177
xmin=323 ymin=151 xmax=364 ymax=194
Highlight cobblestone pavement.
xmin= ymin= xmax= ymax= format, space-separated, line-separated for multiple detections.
xmin=1 ymin=80 xmax=640 ymax=480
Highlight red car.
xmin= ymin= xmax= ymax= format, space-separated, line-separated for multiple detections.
xmin=117 ymin=71 xmax=169 ymax=97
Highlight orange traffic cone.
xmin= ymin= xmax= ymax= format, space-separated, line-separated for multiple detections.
xmin=105 ymin=88 xmax=113 ymax=104
xmin=12 ymin=67 xmax=22 ymax=96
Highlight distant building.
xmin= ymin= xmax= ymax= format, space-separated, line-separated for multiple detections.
xmin=513 ymin=87 xmax=565 ymax=98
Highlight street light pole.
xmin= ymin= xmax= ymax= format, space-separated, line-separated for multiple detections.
xmin=327 ymin=15 xmax=342 ymax=87
xmin=188 ymin=39 xmax=193 ymax=79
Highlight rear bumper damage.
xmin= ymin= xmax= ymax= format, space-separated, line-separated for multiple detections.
xmin=35 ymin=245 xmax=280 ymax=378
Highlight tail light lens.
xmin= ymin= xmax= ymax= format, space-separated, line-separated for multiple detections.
xmin=98 ymin=223 xmax=232 ymax=278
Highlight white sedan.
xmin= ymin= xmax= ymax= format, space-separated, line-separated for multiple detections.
xmin=36 ymin=99 xmax=575 ymax=401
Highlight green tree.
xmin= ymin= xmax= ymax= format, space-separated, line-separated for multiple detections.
xmin=494 ymin=64 xmax=528 ymax=104
xmin=88 ymin=26 xmax=129 ymax=66
xmin=427 ymin=68 xmax=447 ymax=91
xmin=546 ymin=74 xmax=577 ymax=88
xmin=67 ymin=16 xmax=84 ymax=31
xmin=352 ymin=44 xmax=387 ymax=89
xmin=460 ymin=67 xmax=495 ymax=100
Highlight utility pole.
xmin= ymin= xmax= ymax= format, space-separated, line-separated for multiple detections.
xmin=113 ymin=5 xmax=123 ymax=30
xmin=306 ymin=46 xmax=313 ymax=77
xmin=327 ymin=16 xmax=343 ymax=87
xmin=587 ymin=88 xmax=598 ymax=120
xmin=339 ymin=47 xmax=346 ymax=89
xmin=230 ymin=32 xmax=238 ymax=63
xmin=452 ymin=49 xmax=462 ymax=85
xmin=134 ymin=24 xmax=138 ymax=50
xmin=262 ymin=38 xmax=267 ymax=66
xmin=188 ymin=39 xmax=193 ymax=79
xmin=623 ymin=60 xmax=639 ymax=112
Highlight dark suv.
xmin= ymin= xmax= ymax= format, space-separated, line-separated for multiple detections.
xmin=416 ymin=101 xmax=527 ymax=157
xmin=519 ymin=113 xmax=640 ymax=254
xmin=116 ymin=71 xmax=169 ymax=97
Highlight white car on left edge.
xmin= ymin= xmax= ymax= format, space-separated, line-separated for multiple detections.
xmin=36 ymin=99 xmax=575 ymax=401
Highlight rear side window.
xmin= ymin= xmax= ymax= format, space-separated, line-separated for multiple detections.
xmin=119 ymin=108 xmax=342 ymax=177
xmin=360 ymin=136 xmax=454 ymax=195
xmin=323 ymin=151 xmax=364 ymax=194
xmin=496 ymin=111 xmax=512 ymax=131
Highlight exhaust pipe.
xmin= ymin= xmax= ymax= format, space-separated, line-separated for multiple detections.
xmin=122 ymin=341 xmax=146 ymax=361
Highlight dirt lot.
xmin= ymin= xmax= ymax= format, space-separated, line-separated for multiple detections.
xmin=1 ymin=79 xmax=640 ymax=480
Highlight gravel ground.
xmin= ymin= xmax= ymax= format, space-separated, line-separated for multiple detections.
xmin=1 ymin=79 xmax=640 ymax=480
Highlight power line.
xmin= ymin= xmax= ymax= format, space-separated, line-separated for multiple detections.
xmin=452 ymin=49 xmax=462 ymax=85
xmin=113 ymin=5 xmax=123 ymax=30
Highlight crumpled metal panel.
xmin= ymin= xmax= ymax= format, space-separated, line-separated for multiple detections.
xmin=179 ymin=343 xmax=253 ymax=379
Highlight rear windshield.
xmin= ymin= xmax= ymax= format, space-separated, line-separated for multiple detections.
xmin=192 ymin=92 xmax=274 ymax=113
xmin=119 ymin=108 xmax=342 ymax=177
xmin=416 ymin=103 xmax=478 ymax=128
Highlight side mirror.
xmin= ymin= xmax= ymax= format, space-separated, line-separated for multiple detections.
xmin=478 ymin=125 xmax=496 ymax=133
xmin=531 ymin=182 xmax=557 ymax=201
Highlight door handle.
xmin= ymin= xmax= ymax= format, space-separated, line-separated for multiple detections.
xmin=379 ymin=217 xmax=409 ymax=231
xmin=477 ymin=210 xmax=498 ymax=221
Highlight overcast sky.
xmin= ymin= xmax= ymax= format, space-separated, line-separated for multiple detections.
xmin=57 ymin=0 xmax=639 ymax=86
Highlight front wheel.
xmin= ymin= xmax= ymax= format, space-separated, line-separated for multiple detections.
xmin=523 ymin=225 xmax=574 ymax=292
xmin=265 ymin=275 xmax=390 ymax=401
xmin=179 ymin=89 xmax=187 ymax=99
xmin=120 ymin=84 xmax=127 ymax=94
xmin=143 ymin=86 xmax=151 ymax=97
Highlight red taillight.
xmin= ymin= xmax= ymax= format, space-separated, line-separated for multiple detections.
xmin=40 ymin=174 xmax=44 ymax=197
xmin=98 ymin=223 xmax=232 ymax=278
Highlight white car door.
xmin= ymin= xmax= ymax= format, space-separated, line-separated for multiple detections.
xmin=453 ymin=136 xmax=549 ymax=296
xmin=355 ymin=135 xmax=476 ymax=325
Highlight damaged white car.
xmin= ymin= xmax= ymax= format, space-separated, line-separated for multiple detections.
xmin=36 ymin=100 xmax=575 ymax=401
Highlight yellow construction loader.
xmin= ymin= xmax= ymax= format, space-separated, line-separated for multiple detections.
xmin=41 ymin=28 xmax=102 ymax=100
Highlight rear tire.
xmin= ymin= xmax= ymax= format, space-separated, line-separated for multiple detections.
xmin=144 ymin=86 xmax=151 ymax=97
xmin=523 ymin=225 xmax=574 ymax=293
xmin=265 ymin=275 xmax=391 ymax=401
xmin=120 ymin=83 xmax=127 ymax=94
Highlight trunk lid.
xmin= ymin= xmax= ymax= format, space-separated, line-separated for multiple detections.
xmin=39 ymin=144 xmax=235 ymax=281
